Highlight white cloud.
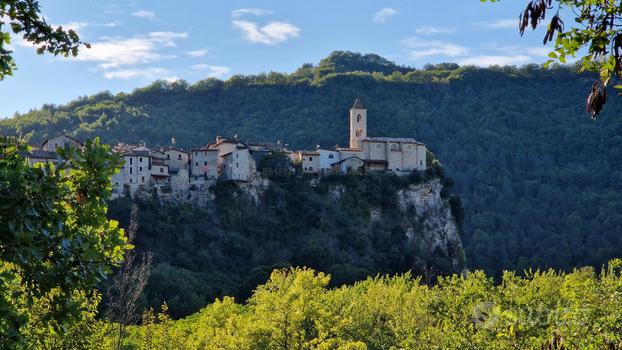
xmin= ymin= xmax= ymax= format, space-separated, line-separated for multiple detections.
xmin=457 ymin=55 xmax=532 ymax=66
xmin=373 ymin=7 xmax=398 ymax=24
xmin=186 ymin=49 xmax=208 ymax=57
xmin=191 ymin=64 xmax=230 ymax=78
xmin=415 ymin=26 xmax=454 ymax=35
xmin=103 ymin=67 xmax=169 ymax=80
xmin=74 ymin=31 xmax=187 ymax=70
xmin=132 ymin=10 xmax=155 ymax=20
xmin=233 ymin=20 xmax=300 ymax=45
xmin=401 ymin=36 xmax=468 ymax=59
xmin=473 ymin=19 xmax=517 ymax=29
xmin=232 ymin=8 xmax=273 ymax=17
xmin=148 ymin=32 xmax=188 ymax=47
xmin=58 ymin=21 xmax=89 ymax=31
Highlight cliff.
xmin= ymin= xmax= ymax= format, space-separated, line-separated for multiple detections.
xmin=107 ymin=167 xmax=465 ymax=318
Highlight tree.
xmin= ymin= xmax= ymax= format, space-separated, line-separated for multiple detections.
xmin=0 ymin=136 xmax=129 ymax=348
xmin=106 ymin=205 xmax=153 ymax=350
xmin=0 ymin=0 xmax=88 ymax=79
xmin=482 ymin=0 xmax=622 ymax=117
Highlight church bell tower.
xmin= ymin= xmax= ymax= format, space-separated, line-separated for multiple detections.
xmin=349 ymin=97 xmax=367 ymax=148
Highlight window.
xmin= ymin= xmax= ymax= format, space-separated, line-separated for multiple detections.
xmin=139 ymin=157 xmax=143 ymax=162
xmin=204 ymin=161 xmax=207 ymax=166
xmin=357 ymin=114 xmax=361 ymax=122
xmin=420 ymin=160 xmax=423 ymax=166
xmin=328 ymin=154 xmax=334 ymax=159
xmin=377 ymin=144 xmax=382 ymax=149
xmin=178 ymin=154 xmax=182 ymax=160
xmin=236 ymin=153 xmax=239 ymax=159
xmin=129 ymin=168 xmax=133 ymax=175
xmin=309 ymin=156 xmax=313 ymax=161
xmin=407 ymin=145 xmax=412 ymax=150
xmin=139 ymin=166 xmax=143 ymax=171
xmin=160 ymin=168 xmax=163 ymax=173
xmin=236 ymin=162 xmax=239 ymax=168
xmin=195 ymin=162 xmax=198 ymax=166
xmin=129 ymin=158 xmax=133 ymax=165
xmin=167 ymin=154 xmax=170 ymax=159
xmin=309 ymin=166 xmax=313 ymax=171
xmin=141 ymin=176 xmax=144 ymax=183
xmin=130 ymin=179 xmax=133 ymax=183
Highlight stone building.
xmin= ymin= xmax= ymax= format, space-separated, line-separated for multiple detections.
xmin=41 ymin=135 xmax=82 ymax=152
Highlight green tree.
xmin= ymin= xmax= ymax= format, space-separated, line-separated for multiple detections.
xmin=0 ymin=1 xmax=88 ymax=79
xmin=0 ymin=136 xmax=129 ymax=348
xmin=482 ymin=0 xmax=622 ymax=117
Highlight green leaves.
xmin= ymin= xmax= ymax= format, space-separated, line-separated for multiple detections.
xmin=0 ymin=137 xmax=129 ymax=348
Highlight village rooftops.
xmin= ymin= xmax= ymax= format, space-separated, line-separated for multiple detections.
xmin=298 ymin=150 xmax=320 ymax=155
xmin=362 ymin=137 xmax=425 ymax=145
xmin=121 ymin=149 xmax=151 ymax=157
xmin=164 ymin=147 xmax=189 ymax=154
xmin=41 ymin=135 xmax=82 ymax=148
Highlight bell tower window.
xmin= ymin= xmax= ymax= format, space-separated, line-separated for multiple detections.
xmin=357 ymin=114 xmax=361 ymax=123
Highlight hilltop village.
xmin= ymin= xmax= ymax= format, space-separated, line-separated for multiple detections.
xmin=24 ymin=98 xmax=427 ymax=200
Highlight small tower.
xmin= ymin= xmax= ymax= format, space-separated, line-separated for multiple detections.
xmin=349 ymin=97 xmax=367 ymax=148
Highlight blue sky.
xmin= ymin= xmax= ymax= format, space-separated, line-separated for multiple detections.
xmin=0 ymin=0 xmax=554 ymax=118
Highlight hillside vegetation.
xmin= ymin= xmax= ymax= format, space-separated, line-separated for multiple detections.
xmin=2 ymin=51 xmax=622 ymax=278
xmin=97 ymin=263 xmax=622 ymax=349
xmin=106 ymin=168 xmax=464 ymax=318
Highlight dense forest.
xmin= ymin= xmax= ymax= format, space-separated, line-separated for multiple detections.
xmin=106 ymin=167 xmax=464 ymax=318
xmin=2 ymin=51 xmax=622 ymax=280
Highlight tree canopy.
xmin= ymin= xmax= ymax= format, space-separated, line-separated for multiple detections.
xmin=0 ymin=137 xmax=129 ymax=348
xmin=0 ymin=0 xmax=87 ymax=79
xmin=483 ymin=0 xmax=622 ymax=116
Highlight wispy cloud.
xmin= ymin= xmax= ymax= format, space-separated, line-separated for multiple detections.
xmin=132 ymin=10 xmax=155 ymax=20
xmin=73 ymin=31 xmax=187 ymax=79
xmin=103 ymin=67 xmax=169 ymax=80
xmin=415 ymin=26 xmax=454 ymax=36
xmin=472 ymin=19 xmax=517 ymax=29
xmin=191 ymin=64 xmax=230 ymax=78
xmin=373 ymin=7 xmax=398 ymax=24
xmin=233 ymin=20 xmax=300 ymax=45
xmin=186 ymin=49 xmax=208 ymax=58
xmin=232 ymin=8 xmax=273 ymax=17
xmin=401 ymin=36 xmax=468 ymax=59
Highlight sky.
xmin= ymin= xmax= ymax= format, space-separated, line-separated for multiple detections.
xmin=0 ymin=0 xmax=556 ymax=118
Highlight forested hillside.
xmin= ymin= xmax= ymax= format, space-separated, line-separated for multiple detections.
xmin=106 ymin=169 xmax=464 ymax=318
xmin=2 ymin=51 xmax=622 ymax=278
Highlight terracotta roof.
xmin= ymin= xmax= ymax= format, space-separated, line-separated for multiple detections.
xmin=363 ymin=137 xmax=425 ymax=145
xmin=351 ymin=97 xmax=365 ymax=109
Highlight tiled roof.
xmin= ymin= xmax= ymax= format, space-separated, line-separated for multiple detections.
xmin=363 ymin=137 xmax=425 ymax=145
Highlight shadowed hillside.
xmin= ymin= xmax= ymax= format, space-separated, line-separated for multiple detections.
xmin=3 ymin=51 xmax=622 ymax=278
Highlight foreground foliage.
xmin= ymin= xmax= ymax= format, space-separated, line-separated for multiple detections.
xmin=0 ymin=137 xmax=129 ymax=349
xmin=108 ymin=263 xmax=622 ymax=349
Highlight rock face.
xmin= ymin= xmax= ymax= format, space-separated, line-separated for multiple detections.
xmin=397 ymin=179 xmax=465 ymax=275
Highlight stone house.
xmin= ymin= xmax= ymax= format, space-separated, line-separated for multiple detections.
xmin=221 ymin=146 xmax=255 ymax=181
xmin=189 ymin=148 xmax=218 ymax=184
xmin=317 ymin=148 xmax=340 ymax=174
xmin=164 ymin=148 xmax=190 ymax=192
xmin=294 ymin=150 xmax=321 ymax=174
xmin=41 ymin=135 xmax=82 ymax=152
xmin=331 ymin=156 xmax=365 ymax=174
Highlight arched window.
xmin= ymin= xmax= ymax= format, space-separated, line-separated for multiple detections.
xmin=329 ymin=154 xmax=334 ymax=159
xmin=357 ymin=114 xmax=361 ymax=122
